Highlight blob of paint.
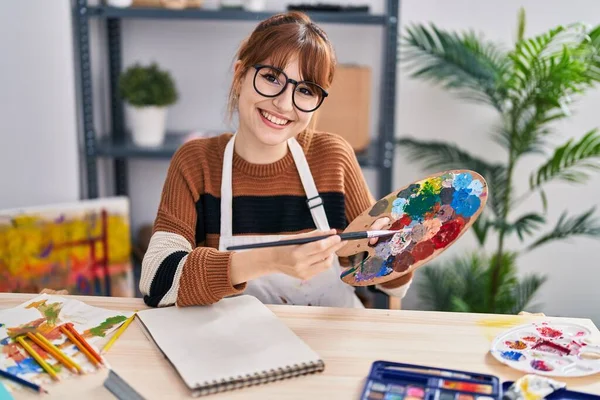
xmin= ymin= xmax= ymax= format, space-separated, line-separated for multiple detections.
xmin=393 ymin=252 xmax=415 ymax=273
xmin=537 ymin=326 xmax=562 ymax=338
xmin=411 ymin=240 xmax=435 ymax=262
xmin=532 ymin=340 xmax=571 ymax=355
xmin=390 ymin=215 xmax=412 ymax=230
xmin=501 ymin=351 xmax=525 ymax=361
xmin=431 ymin=218 xmax=465 ymax=249
xmin=397 ymin=184 xmax=420 ymax=199
xmin=505 ymin=340 xmax=528 ymax=350
xmin=440 ymin=187 xmax=455 ymax=205
xmin=453 ymin=173 xmax=473 ymax=190
xmin=404 ymin=191 xmax=439 ymax=219
xmin=522 ymin=336 xmax=538 ymax=342
xmin=369 ymin=198 xmax=389 ymax=217
xmin=531 ymin=359 xmax=554 ymax=372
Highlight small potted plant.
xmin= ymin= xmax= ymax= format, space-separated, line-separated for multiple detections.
xmin=119 ymin=62 xmax=178 ymax=147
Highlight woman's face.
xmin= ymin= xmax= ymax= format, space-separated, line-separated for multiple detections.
xmin=236 ymin=57 xmax=316 ymax=148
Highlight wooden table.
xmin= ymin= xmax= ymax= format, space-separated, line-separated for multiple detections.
xmin=2 ymin=293 xmax=599 ymax=399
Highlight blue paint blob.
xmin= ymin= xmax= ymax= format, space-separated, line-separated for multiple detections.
xmin=0 ymin=337 xmax=9 ymax=346
xmin=468 ymin=179 xmax=484 ymax=196
xmin=7 ymin=358 xmax=43 ymax=375
xmin=451 ymin=190 xmax=481 ymax=217
xmin=453 ymin=173 xmax=473 ymax=190
xmin=377 ymin=256 xmax=395 ymax=277
xmin=501 ymin=351 xmax=525 ymax=361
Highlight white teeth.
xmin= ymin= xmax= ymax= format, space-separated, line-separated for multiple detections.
xmin=261 ymin=110 xmax=289 ymax=126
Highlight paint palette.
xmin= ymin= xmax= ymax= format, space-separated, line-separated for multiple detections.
xmin=360 ymin=360 xmax=500 ymax=400
xmin=491 ymin=321 xmax=600 ymax=377
xmin=338 ymin=170 xmax=487 ymax=286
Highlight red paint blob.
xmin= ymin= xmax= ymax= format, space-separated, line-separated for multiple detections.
xmin=531 ymin=359 xmax=554 ymax=372
xmin=537 ymin=326 xmax=562 ymax=338
xmin=431 ymin=218 xmax=465 ymax=249
xmin=522 ymin=336 xmax=537 ymax=342
xmin=532 ymin=340 xmax=571 ymax=355
xmin=411 ymin=240 xmax=435 ymax=262
xmin=393 ymin=252 xmax=414 ymax=272
xmin=391 ymin=215 xmax=412 ymax=230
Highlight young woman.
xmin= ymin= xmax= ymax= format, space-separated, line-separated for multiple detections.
xmin=140 ymin=11 xmax=413 ymax=308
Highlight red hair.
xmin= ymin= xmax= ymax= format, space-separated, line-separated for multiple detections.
xmin=228 ymin=11 xmax=336 ymax=118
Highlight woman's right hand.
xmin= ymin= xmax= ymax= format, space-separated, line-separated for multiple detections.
xmin=263 ymin=229 xmax=347 ymax=280
xmin=229 ymin=229 xmax=347 ymax=285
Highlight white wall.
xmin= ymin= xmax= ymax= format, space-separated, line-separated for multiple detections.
xmin=0 ymin=1 xmax=80 ymax=209
xmin=396 ymin=0 xmax=600 ymax=325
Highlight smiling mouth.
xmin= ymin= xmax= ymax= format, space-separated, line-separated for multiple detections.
xmin=259 ymin=109 xmax=292 ymax=126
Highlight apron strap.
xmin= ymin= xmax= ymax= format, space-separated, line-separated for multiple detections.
xmin=287 ymin=137 xmax=331 ymax=231
xmin=220 ymin=135 xmax=236 ymax=239
xmin=220 ymin=134 xmax=331 ymax=241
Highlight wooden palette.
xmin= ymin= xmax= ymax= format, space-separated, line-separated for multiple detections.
xmin=337 ymin=170 xmax=488 ymax=286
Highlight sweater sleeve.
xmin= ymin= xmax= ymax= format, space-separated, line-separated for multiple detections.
xmin=139 ymin=143 xmax=246 ymax=308
xmin=339 ymin=138 xmax=413 ymax=298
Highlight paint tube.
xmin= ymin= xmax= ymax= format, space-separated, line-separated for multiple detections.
xmin=501 ymin=374 xmax=566 ymax=400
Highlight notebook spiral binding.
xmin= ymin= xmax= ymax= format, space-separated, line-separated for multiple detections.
xmin=195 ymin=360 xmax=325 ymax=396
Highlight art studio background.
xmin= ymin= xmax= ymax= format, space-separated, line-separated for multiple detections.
xmin=1 ymin=0 xmax=599 ymax=324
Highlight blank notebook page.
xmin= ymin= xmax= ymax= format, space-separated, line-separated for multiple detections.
xmin=136 ymin=295 xmax=323 ymax=391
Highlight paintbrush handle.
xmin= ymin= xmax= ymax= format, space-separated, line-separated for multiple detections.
xmin=226 ymin=231 xmax=371 ymax=251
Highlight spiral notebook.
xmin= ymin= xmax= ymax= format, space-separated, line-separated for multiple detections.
xmin=135 ymin=295 xmax=324 ymax=397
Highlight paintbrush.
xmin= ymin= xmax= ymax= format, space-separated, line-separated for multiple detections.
xmin=226 ymin=230 xmax=400 ymax=251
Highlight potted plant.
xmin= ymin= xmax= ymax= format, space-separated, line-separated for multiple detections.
xmin=119 ymin=62 xmax=178 ymax=147
xmin=397 ymin=9 xmax=600 ymax=313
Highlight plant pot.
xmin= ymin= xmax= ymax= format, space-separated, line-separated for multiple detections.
xmin=107 ymin=0 xmax=134 ymax=7
xmin=127 ymin=105 xmax=168 ymax=147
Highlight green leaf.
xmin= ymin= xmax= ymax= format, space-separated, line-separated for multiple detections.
xmin=527 ymin=207 xmax=600 ymax=251
xmin=509 ymin=213 xmax=546 ymax=241
xmin=516 ymin=8 xmax=526 ymax=42
xmin=509 ymin=274 xmax=548 ymax=314
xmin=472 ymin=216 xmax=492 ymax=246
xmin=530 ymin=129 xmax=600 ymax=189
xmin=540 ymin=189 xmax=548 ymax=213
xmin=416 ymin=265 xmax=457 ymax=311
xmin=401 ymin=23 xmax=509 ymax=111
xmin=503 ymin=24 xmax=600 ymax=158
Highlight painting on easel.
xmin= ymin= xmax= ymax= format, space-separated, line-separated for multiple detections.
xmin=0 ymin=197 xmax=134 ymax=297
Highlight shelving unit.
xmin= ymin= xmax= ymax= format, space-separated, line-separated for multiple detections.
xmin=72 ymin=1 xmax=400 ymax=307
xmin=73 ymin=0 xmax=399 ymax=199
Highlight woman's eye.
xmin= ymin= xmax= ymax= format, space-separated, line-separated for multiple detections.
xmin=299 ymin=88 xmax=313 ymax=96
xmin=263 ymin=73 xmax=279 ymax=84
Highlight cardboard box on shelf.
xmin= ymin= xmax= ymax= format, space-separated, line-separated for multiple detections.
xmin=314 ymin=64 xmax=371 ymax=152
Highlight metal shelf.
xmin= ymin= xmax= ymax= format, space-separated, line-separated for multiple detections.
xmin=95 ymin=133 xmax=381 ymax=167
xmin=87 ymin=6 xmax=388 ymax=25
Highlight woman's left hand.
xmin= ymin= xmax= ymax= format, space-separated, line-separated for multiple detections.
xmin=368 ymin=217 xmax=390 ymax=245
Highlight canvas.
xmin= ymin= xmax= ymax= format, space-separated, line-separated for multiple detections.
xmin=0 ymin=197 xmax=134 ymax=297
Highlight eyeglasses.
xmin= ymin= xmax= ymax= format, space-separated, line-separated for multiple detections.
xmin=252 ymin=64 xmax=328 ymax=112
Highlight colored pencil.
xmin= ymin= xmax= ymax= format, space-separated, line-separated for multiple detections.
xmin=15 ymin=336 xmax=60 ymax=382
xmin=26 ymin=332 xmax=82 ymax=375
xmin=0 ymin=368 xmax=48 ymax=394
xmin=59 ymin=325 xmax=102 ymax=369
xmin=101 ymin=314 xmax=135 ymax=354
xmin=64 ymin=323 xmax=104 ymax=365
xmin=226 ymin=229 xmax=400 ymax=250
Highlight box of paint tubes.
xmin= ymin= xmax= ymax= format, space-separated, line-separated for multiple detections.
xmin=360 ymin=361 xmax=600 ymax=400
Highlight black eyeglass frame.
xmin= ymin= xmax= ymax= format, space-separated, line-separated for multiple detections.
xmin=252 ymin=64 xmax=329 ymax=113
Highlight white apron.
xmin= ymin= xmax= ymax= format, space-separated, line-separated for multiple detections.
xmin=218 ymin=134 xmax=363 ymax=308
